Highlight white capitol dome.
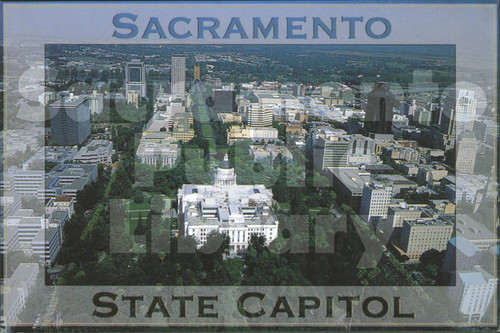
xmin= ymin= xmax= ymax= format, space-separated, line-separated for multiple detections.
xmin=214 ymin=153 xmax=236 ymax=187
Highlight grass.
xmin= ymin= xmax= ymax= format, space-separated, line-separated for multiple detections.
xmin=202 ymin=125 xmax=213 ymax=137
xmin=127 ymin=220 xmax=138 ymax=234
xmin=208 ymin=139 xmax=216 ymax=150
xmin=200 ymin=113 xmax=209 ymax=123
xmin=128 ymin=201 xmax=151 ymax=211
xmin=130 ymin=211 xmax=148 ymax=219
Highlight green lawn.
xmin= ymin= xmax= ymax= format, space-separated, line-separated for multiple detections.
xmin=200 ymin=113 xmax=209 ymax=123
xmin=208 ymin=139 xmax=216 ymax=150
xmin=128 ymin=201 xmax=150 ymax=211
xmin=202 ymin=125 xmax=213 ymax=137
xmin=126 ymin=220 xmax=138 ymax=234
xmin=129 ymin=211 xmax=148 ymax=219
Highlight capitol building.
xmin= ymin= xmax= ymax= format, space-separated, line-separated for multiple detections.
xmin=177 ymin=154 xmax=279 ymax=252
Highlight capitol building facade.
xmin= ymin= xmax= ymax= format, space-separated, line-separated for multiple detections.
xmin=177 ymin=154 xmax=279 ymax=252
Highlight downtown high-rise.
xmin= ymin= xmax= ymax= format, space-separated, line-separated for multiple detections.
xmin=125 ymin=59 xmax=146 ymax=101
xmin=49 ymin=94 xmax=90 ymax=145
xmin=171 ymin=55 xmax=186 ymax=96
xmin=364 ymin=82 xmax=399 ymax=134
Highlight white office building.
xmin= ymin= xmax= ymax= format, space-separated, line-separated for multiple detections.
xmin=12 ymin=169 xmax=45 ymax=196
xmin=456 ymin=131 xmax=478 ymax=174
xmin=32 ymin=226 xmax=62 ymax=266
xmin=454 ymin=267 xmax=497 ymax=322
xmin=359 ymin=182 xmax=393 ymax=224
xmin=88 ymin=90 xmax=104 ymax=114
xmin=455 ymin=89 xmax=478 ymax=135
xmin=5 ymin=263 xmax=40 ymax=323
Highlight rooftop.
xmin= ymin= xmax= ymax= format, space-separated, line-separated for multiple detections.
xmin=456 ymin=214 xmax=495 ymax=241
xmin=50 ymin=95 xmax=87 ymax=107
xmin=406 ymin=217 xmax=453 ymax=227
xmin=449 ymin=236 xmax=481 ymax=257
xmin=328 ymin=167 xmax=371 ymax=193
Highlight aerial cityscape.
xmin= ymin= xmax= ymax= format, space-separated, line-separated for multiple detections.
xmin=1 ymin=44 xmax=497 ymax=325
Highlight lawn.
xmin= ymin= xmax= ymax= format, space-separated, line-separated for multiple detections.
xmin=202 ymin=125 xmax=213 ymax=137
xmin=128 ymin=201 xmax=151 ymax=211
xmin=200 ymin=113 xmax=209 ymax=123
xmin=208 ymin=139 xmax=216 ymax=150
xmin=129 ymin=211 xmax=148 ymax=219
xmin=126 ymin=220 xmax=138 ymax=234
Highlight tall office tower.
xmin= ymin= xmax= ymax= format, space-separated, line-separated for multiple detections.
xmin=400 ymin=99 xmax=416 ymax=116
xmin=88 ymin=90 xmax=103 ymax=114
xmin=193 ymin=65 xmax=201 ymax=81
xmin=359 ymin=182 xmax=393 ymax=224
xmin=49 ymin=94 xmax=90 ymax=145
xmin=213 ymin=89 xmax=237 ymax=113
xmin=125 ymin=59 xmax=146 ymax=100
xmin=364 ymin=82 xmax=399 ymax=134
xmin=456 ymin=89 xmax=478 ymax=134
xmin=292 ymin=84 xmax=306 ymax=97
xmin=427 ymin=96 xmax=442 ymax=125
xmin=313 ymin=134 xmax=350 ymax=170
xmin=441 ymin=89 xmax=478 ymax=137
xmin=455 ymin=131 xmax=478 ymax=174
xmin=171 ymin=55 xmax=186 ymax=96
xmin=248 ymin=105 xmax=273 ymax=127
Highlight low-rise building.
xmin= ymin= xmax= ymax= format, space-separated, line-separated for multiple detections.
xmin=417 ymin=164 xmax=448 ymax=185
xmin=32 ymin=227 xmax=62 ymax=266
xmin=16 ymin=217 xmax=45 ymax=248
xmin=218 ymin=113 xmax=242 ymax=123
xmin=172 ymin=113 xmax=195 ymax=142
xmin=45 ymin=196 xmax=75 ymax=218
xmin=445 ymin=174 xmax=489 ymax=204
xmin=227 ymin=125 xmax=278 ymax=145
xmin=22 ymin=146 xmax=78 ymax=171
xmin=73 ymin=140 xmax=113 ymax=164
xmin=1 ymin=226 xmax=20 ymax=254
xmin=442 ymin=237 xmax=481 ymax=273
xmin=381 ymin=202 xmax=432 ymax=235
xmin=0 ymin=191 xmax=22 ymax=219
xmin=249 ymin=144 xmax=293 ymax=165
xmin=12 ymin=169 xmax=45 ymax=196
xmin=136 ymin=140 xmax=180 ymax=168
xmin=286 ymin=121 xmax=307 ymax=135
xmin=327 ymin=167 xmax=371 ymax=213
xmin=456 ymin=214 xmax=496 ymax=250
xmin=382 ymin=145 xmax=421 ymax=164
xmin=371 ymin=173 xmax=417 ymax=195
xmin=43 ymin=164 xmax=98 ymax=199
xmin=401 ymin=163 xmax=419 ymax=177
xmin=5 ymin=263 xmax=40 ymax=323
xmin=430 ymin=199 xmax=456 ymax=214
